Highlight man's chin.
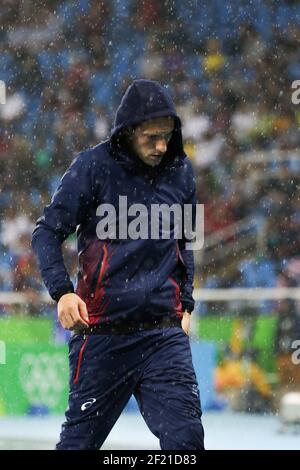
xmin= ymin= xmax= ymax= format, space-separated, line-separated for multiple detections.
xmin=146 ymin=155 xmax=163 ymax=166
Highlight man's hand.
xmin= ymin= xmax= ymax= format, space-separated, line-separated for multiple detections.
xmin=57 ymin=293 xmax=90 ymax=330
xmin=181 ymin=310 xmax=191 ymax=336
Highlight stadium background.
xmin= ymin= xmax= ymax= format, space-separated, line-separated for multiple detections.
xmin=1 ymin=0 xmax=300 ymax=449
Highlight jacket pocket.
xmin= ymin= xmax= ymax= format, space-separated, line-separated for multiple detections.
xmin=90 ymin=245 xmax=106 ymax=299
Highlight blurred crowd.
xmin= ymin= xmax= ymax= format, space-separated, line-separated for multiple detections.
xmin=0 ymin=0 xmax=300 ymax=310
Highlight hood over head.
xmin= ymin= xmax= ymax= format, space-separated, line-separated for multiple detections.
xmin=110 ymin=79 xmax=185 ymax=174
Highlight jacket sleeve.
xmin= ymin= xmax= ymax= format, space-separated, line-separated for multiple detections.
xmin=32 ymin=151 xmax=95 ymax=301
xmin=178 ymin=160 xmax=197 ymax=313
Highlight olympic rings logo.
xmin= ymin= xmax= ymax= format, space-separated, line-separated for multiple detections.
xmin=19 ymin=352 xmax=67 ymax=408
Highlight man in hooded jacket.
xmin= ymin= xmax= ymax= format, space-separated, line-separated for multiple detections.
xmin=32 ymin=79 xmax=205 ymax=450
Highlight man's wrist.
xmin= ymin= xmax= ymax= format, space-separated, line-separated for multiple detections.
xmin=181 ymin=298 xmax=194 ymax=314
xmin=52 ymin=285 xmax=75 ymax=302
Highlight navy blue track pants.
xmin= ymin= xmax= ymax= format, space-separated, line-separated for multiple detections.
xmin=56 ymin=327 xmax=205 ymax=450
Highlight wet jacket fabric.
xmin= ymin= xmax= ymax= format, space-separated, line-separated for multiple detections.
xmin=32 ymin=79 xmax=197 ymax=329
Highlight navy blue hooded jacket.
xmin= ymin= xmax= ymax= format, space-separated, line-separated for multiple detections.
xmin=32 ymin=79 xmax=197 ymax=329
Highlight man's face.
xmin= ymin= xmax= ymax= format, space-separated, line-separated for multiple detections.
xmin=128 ymin=116 xmax=175 ymax=167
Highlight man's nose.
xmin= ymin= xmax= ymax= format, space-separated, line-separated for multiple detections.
xmin=155 ymin=138 xmax=167 ymax=154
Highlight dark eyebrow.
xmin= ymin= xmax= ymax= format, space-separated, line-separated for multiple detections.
xmin=142 ymin=129 xmax=174 ymax=136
